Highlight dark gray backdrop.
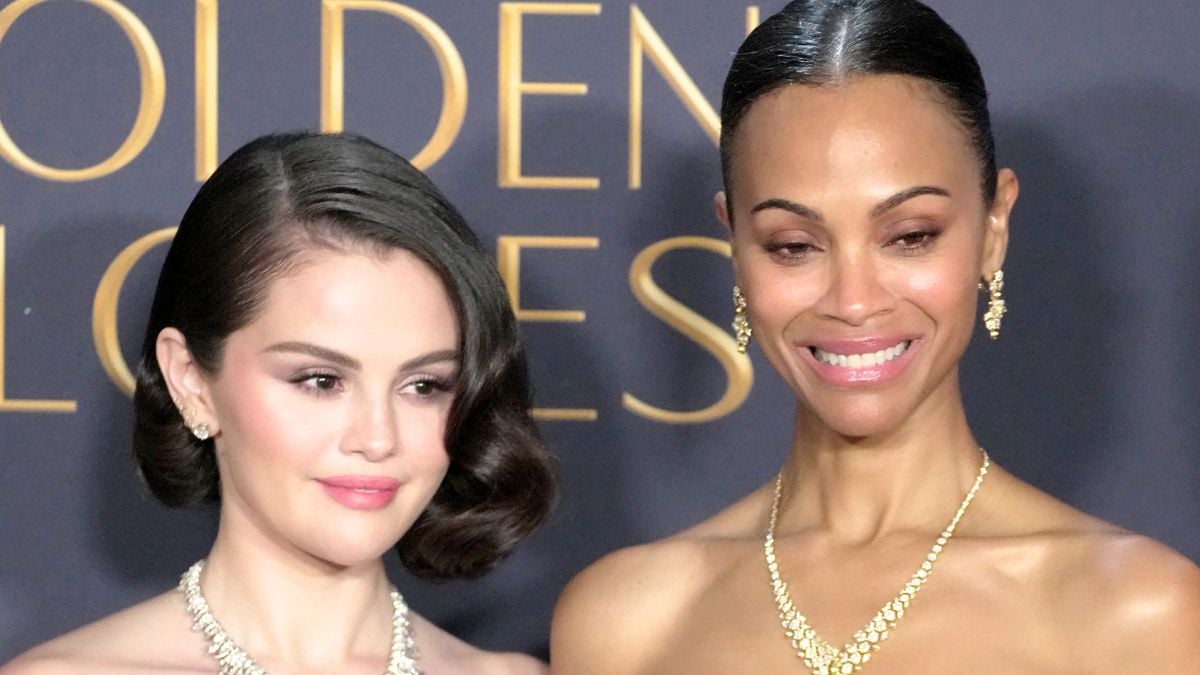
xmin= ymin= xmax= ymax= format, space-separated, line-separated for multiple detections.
xmin=1 ymin=0 xmax=1197 ymax=662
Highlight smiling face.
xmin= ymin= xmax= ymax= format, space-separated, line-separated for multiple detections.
xmin=719 ymin=76 xmax=1016 ymax=439
xmin=165 ymin=246 xmax=459 ymax=568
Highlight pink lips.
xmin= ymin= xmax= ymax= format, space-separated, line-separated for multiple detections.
xmin=803 ymin=336 xmax=918 ymax=387
xmin=317 ymin=475 xmax=401 ymax=511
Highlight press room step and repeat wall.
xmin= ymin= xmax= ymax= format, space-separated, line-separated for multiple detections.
xmin=2 ymin=0 xmax=1197 ymax=660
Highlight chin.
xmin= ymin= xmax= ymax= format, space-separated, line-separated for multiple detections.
xmin=299 ymin=526 xmax=408 ymax=570
xmin=802 ymin=396 xmax=914 ymax=440
xmin=309 ymin=544 xmax=394 ymax=570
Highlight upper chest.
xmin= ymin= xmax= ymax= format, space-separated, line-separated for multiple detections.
xmin=636 ymin=537 xmax=1106 ymax=675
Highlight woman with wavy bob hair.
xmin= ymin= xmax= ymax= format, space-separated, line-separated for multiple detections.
xmin=4 ymin=132 xmax=555 ymax=674
xmin=551 ymin=1 xmax=1199 ymax=672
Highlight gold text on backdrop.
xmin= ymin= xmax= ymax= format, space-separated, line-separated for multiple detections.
xmin=0 ymin=1 xmax=761 ymax=422
xmin=0 ymin=0 xmax=164 ymax=182
xmin=497 ymin=236 xmax=600 ymax=421
xmin=498 ymin=2 xmax=603 ymax=189
xmin=2 ymin=1 xmax=757 ymax=187
xmin=625 ymin=237 xmax=752 ymax=423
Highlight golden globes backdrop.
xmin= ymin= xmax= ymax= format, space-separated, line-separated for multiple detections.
xmin=1 ymin=0 xmax=1198 ymax=660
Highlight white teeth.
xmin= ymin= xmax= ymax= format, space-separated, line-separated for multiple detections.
xmin=812 ymin=341 xmax=911 ymax=369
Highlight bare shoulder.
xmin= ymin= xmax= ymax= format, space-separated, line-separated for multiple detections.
xmin=1074 ymin=532 xmax=1200 ymax=670
xmin=410 ymin=614 xmax=547 ymax=675
xmin=550 ymin=539 xmax=706 ymax=674
xmin=993 ymin=468 xmax=1200 ymax=667
xmin=1 ymin=591 xmax=204 ymax=675
xmin=551 ymin=487 xmax=770 ymax=674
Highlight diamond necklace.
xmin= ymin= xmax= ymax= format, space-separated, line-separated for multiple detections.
xmin=179 ymin=559 xmax=423 ymax=675
xmin=764 ymin=450 xmax=989 ymax=674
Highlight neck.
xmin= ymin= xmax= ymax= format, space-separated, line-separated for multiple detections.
xmin=780 ymin=377 xmax=984 ymax=544
xmin=195 ymin=504 xmax=396 ymax=670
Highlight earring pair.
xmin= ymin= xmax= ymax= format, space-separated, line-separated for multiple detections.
xmin=731 ymin=272 xmax=1008 ymax=347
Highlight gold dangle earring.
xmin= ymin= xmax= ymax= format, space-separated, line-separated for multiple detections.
xmin=982 ymin=270 xmax=1006 ymax=340
xmin=733 ymin=286 xmax=753 ymax=353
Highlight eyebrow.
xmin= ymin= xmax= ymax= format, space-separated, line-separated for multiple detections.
xmin=869 ymin=185 xmax=952 ymax=218
xmin=751 ymin=198 xmax=823 ymax=221
xmin=263 ymin=342 xmax=459 ymax=371
xmin=749 ymin=185 xmax=952 ymax=222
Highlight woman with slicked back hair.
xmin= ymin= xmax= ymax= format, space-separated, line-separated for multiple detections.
xmin=3 ymin=132 xmax=555 ymax=675
xmin=551 ymin=1 xmax=1199 ymax=672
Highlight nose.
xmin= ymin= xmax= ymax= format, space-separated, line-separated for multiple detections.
xmin=814 ymin=249 xmax=895 ymax=326
xmin=340 ymin=391 xmax=398 ymax=461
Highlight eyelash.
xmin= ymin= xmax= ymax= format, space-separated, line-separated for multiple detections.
xmin=287 ymin=372 xmax=456 ymax=399
xmin=403 ymin=376 xmax=455 ymax=398
xmin=763 ymin=229 xmax=941 ymax=261
xmin=290 ymin=371 xmax=344 ymax=396
xmin=764 ymin=241 xmax=819 ymax=261
xmin=890 ymin=229 xmax=941 ymax=253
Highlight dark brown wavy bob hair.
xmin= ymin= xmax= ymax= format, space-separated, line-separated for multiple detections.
xmin=133 ymin=132 xmax=556 ymax=579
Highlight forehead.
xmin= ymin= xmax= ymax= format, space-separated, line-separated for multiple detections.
xmin=727 ymin=76 xmax=981 ymax=209
xmin=233 ymin=248 xmax=459 ymax=357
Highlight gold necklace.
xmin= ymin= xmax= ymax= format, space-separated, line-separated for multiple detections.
xmin=764 ymin=450 xmax=988 ymax=674
xmin=179 ymin=559 xmax=423 ymax=675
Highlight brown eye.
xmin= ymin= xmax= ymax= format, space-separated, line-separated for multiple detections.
xmin=891 ymin=229 xmax=940 ymax=253
xmin=402 ymin=376 xmax=454 ymax=398
xmin=311 ymin=375 xmax=339 ymax=391
xmin=765 ymin=241 xmax=819 ymax=260
xmin=289 ymin=371 xmax=343 ymax=395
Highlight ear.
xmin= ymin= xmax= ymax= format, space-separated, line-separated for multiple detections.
xmin=156 ymin=327 xmax=219 ymax=436
xmin=714 ymin=190 xmax=743 ymax=283
xmin=981 ymin=168 xmax=1018 ymax=279
xmin=714 ymin=191 xmax=732 ymax=237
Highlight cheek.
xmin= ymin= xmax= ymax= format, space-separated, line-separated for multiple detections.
xmin=737 ymin=257 xmax=823 ymax=326
xmin=895 ymin=258 xmax=979 ymax=327
xmin=397 ymin=405 xmax=452 ymax=469
xmin=215 ymin=376 xmax=338 ymax=466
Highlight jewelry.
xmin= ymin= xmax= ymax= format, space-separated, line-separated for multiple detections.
xmin=181 ymin=407 xmax=212 ymax=441
xmin=765 ymin=450 xmax=989 ymax=674
xmin=733 ymin=285 xmax=753 ymax=353
xmin=982 ymin=270 xmax=1006 ymax=340
xmin=191 ymin=422 xmax=212 ymax=441
xmin=179 ymin=559 xmax=422 ymax=675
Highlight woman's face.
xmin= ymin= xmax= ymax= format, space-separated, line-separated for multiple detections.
xmin=178 ymin=247 xmax=458 ymax=568
xmin=719 ymin=76 xmax=1016 ymax=439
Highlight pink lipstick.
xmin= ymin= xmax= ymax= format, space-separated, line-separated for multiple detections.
xmin=317 ymin=475 xmax=401 ymax=510
xmin=802 ymin=337 xmax=918 ymax=387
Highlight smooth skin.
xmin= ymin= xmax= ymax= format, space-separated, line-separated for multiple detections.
xmin=551 ymin=77 xmax=1200 ymax=674
xmin=4 ymin=249 xmax=545 ymax=675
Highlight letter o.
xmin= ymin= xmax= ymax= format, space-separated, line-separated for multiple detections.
xmin=92 ymin=227 xmax=175 ymax=395
xmin=0 ymin=0 xmax=165 ymax=181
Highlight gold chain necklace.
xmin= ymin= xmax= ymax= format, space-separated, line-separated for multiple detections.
xmin=764 ymin=450 xmax=988 ymax=674
xmin=179 ymin=559 xmax=423 ymax=675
